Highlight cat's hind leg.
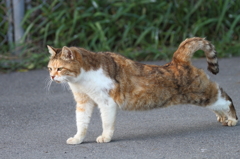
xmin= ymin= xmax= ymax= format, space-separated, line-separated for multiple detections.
xmin=213 ymin=110 xmax=227 ymax=124
xmin=208 ymin=87 xmax=238 ymax=126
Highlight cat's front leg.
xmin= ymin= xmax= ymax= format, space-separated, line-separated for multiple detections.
xmin=67 ymin=94 xmax=95 ymax=144
xmin=96 ymin=101 xmax=117 ymax=143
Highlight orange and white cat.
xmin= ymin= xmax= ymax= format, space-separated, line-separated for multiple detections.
xmin=47 ymin=37 xmax=238 ymax=144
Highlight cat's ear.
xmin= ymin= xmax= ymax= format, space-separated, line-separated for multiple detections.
xmin=47 ymin=45 xmax=56 ymax=57
xmin=61 ymin=46 xmax=75 ymax=60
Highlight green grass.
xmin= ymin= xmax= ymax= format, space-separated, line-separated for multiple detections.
xmin=1 ymin=0 xmax=240 ymax=72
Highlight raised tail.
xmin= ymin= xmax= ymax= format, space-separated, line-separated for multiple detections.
xmin=173 ymin=37 xmax=219 ymax=75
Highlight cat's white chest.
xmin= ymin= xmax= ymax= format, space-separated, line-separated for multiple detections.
xmin=68 ymin=68 xmax=115 ymax=102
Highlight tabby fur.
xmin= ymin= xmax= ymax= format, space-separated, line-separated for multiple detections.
xmin=47 ymin=37 xmax=238 ymax=144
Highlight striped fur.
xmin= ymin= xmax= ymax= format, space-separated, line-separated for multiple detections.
xmin=173 ymin=37 xmax=219 ymax=74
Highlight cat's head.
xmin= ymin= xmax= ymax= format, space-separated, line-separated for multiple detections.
xmin=47 ymin=45 xmax=81 ymax=83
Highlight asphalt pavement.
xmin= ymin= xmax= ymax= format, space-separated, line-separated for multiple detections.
xmin=1 ymin=57 xmax=240 ymax=159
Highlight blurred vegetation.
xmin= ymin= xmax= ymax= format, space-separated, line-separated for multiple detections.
xmin=1 ymin=0 xmax=240 ymax=72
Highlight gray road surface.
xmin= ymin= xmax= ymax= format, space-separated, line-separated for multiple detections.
xmin=1 ymin=57 xmax=240 ymax=159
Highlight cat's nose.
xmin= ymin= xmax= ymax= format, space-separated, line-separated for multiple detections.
xmin=51 ymin=76 xmax=55 ymax=80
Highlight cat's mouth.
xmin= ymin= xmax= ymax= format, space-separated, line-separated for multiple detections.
xmin=55 ymin=80 xmax=61 ymax=83
xmin=50 ymin=75 xmax=68 ymax=83
xmin=51 ymin=78 xmax=61 ymax=83
xmin=53 ymin=79 xmax=68 ymax=83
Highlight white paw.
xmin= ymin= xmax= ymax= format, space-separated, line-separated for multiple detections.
xmin=227 ymin=119 xmax=238 ymax=127
xmin=66 ymin=137 xmax=82 ymax=145
xmin=96 ymin=135 xmax=111 ymax=143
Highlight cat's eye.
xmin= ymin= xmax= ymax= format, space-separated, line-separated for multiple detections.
xmin=57 ymin=67 xmax=63 ymax=71
xmin=48 ymin=67 xmax=52 ymax=71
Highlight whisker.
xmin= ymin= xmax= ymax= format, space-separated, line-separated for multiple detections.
xmin=44 ymin=77 xmax=49 ymax=86
xmin=44 ymin=77 xmax=49 ymax=90
xmin=44 ymin=77 xmax=52 ymax=93
xmin=47 ymin=80 xmax=53 ymax=91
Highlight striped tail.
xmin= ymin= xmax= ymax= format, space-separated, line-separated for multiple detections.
xmin=172 ymin=37 xmax=219 ymax=75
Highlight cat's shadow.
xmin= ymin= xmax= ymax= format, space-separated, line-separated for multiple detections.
xmin=112 ymin=122 xmax=236 ymax=143
xmin=81 ymin=122 xmax=238 ymax=144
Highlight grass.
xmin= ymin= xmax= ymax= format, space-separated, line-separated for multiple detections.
xmin=1 ymin=0 xmax=240 ymax=72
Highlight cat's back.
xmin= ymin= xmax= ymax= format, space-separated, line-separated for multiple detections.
xmin=78 ymin=48 xmax=210 ymax=90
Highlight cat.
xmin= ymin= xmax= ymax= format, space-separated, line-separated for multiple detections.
xmin=47 ymin=37 xmax=238 ymax=144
